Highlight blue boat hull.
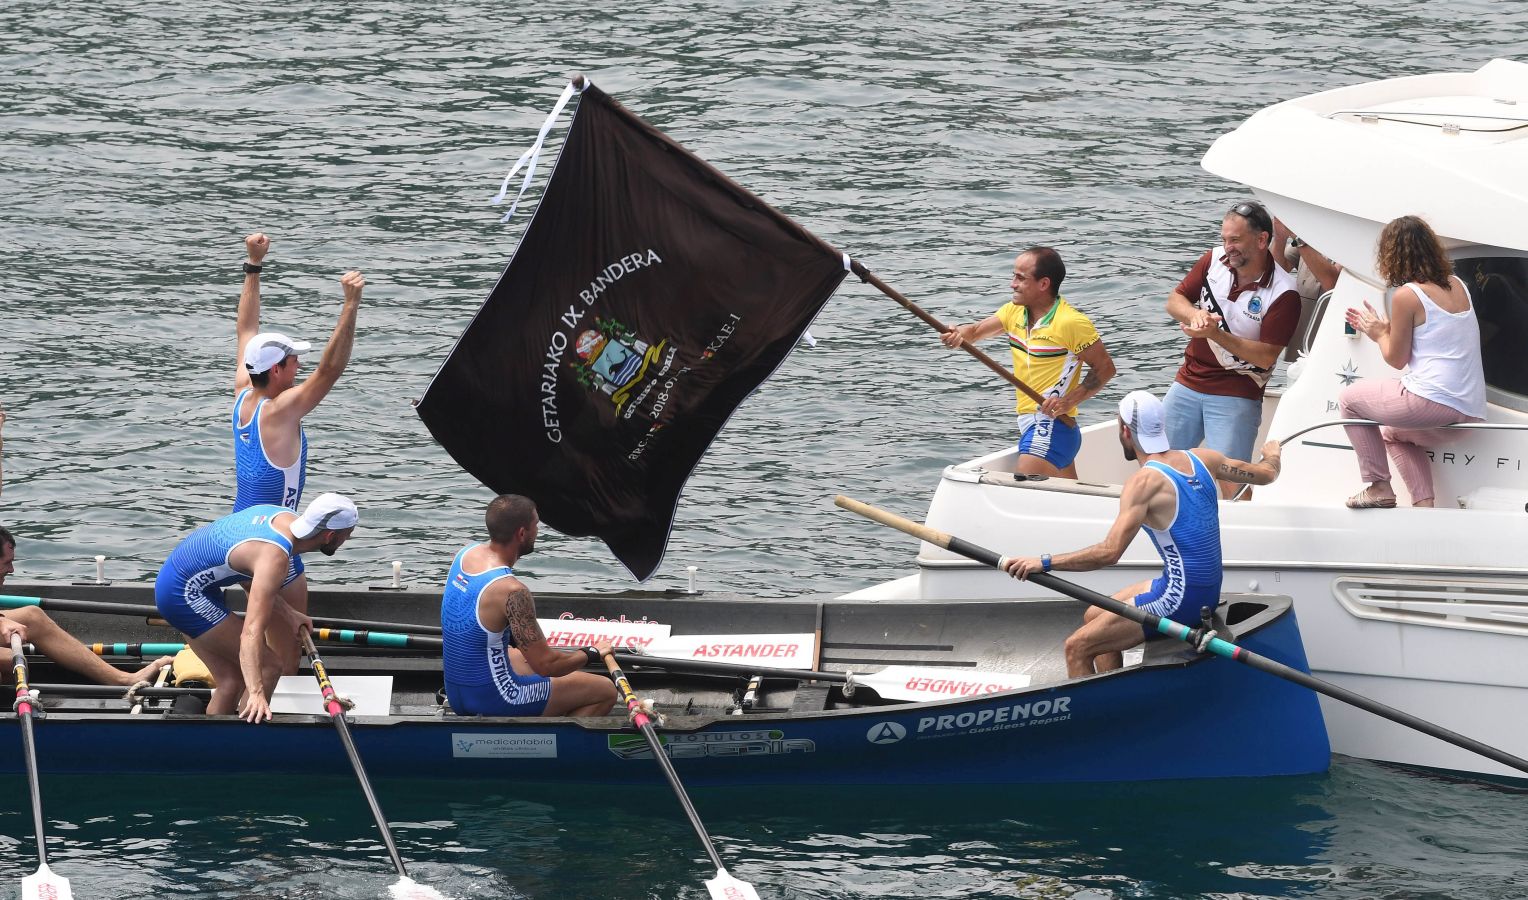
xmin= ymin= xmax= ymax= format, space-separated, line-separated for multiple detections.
xmin=6 ymin=602 xmax=1328 ymax=784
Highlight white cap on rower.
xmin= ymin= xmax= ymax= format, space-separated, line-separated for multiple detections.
xmin=243 ymin=331 xmax=312 ymax=374
xmin=290 ymin=493 xmax=359 ymax=539
xmin=1118 ymin=390 xmax=1171 ymax=454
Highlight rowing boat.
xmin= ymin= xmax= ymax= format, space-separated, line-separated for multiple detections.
xmin=0 ymin=582 xmax=1328 ymax=784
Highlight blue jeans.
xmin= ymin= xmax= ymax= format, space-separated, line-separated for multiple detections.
xmin=1163 ymin=383 xmax=1261 ymax=462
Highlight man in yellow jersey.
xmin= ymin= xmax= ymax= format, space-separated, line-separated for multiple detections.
xmin=942 ymin=247 xmax=1116 ymax=477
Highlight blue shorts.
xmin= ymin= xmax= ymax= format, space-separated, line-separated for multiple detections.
xmin=154 ymin=557 xmax=304 ymax=639
xmin=1133 ymin=575 xmax=1221 ymax=640
xmin=1017 ymin=413 xmax=1082 ymax=468
xmin=1162 ymin=382 xmax=1261 ymax=462
xmin=446 ymin=677 xmax=553 ymax=717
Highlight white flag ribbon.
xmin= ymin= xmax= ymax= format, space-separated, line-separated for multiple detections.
xmin=491 ymin=78 xmax=586 ymax=223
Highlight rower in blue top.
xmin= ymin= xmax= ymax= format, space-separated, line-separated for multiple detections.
xmin=441 ymin=495 xmax=616 ymax=717
xmin=232 ymin=232 xmax=364 ymax=678
xmin=155 ymin=493 xmax=359 ymax=722
xmin=1002 ymin=390 xmax=1283 ymax=677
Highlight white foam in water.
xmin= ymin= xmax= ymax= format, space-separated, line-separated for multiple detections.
xmin=389 ymin=876 xmax=449 ymax=900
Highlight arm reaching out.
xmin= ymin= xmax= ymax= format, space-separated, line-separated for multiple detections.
xmin=1003 ymin=467 xmax=1161 ymax=579
xmin=1196 ymin=441 xmax=1283 ymax=486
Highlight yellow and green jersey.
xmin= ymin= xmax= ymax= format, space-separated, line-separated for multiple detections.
xmin=993 ymin=296 xmax=1101 ymax=415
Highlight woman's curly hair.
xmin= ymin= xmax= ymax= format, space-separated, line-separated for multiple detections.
xmin=1376 ymin=215 xmax=1452 ymax=288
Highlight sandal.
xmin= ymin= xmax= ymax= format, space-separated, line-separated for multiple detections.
xmin=1346 ymin=486 xmax=1397 ymax=509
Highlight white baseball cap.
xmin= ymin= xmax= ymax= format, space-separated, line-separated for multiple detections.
xmin=290 ymin=493 xmax=359 ymax=539
xmin=1118 ymin=390 xmax=1170 ymax=454
xmin=243 ymin=332 xmax=312 ymax=375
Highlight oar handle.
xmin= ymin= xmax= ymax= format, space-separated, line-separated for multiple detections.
xmin=849 ymin=260 xmax=1046 ymax=405
xmin=833 ymin=495 xmax=1000 ymax=562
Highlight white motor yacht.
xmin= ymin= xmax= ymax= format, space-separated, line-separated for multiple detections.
xmin=844 ymin=59 xmax=1528 ymax=779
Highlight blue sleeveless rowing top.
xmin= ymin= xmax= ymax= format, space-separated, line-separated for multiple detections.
xmin=1141 ymin=452 xmax=1223 ymax=598
xmin=232 ymin=388 xmax=308 ymax=513
xmin=159 ymin=504 xmax=295 ymax=592
xmin=441 ymin=545 xmax=522 ymax=691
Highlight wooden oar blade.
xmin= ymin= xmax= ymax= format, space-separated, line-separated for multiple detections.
xmin=705 ymin=868 xmax=761 ymax=900
xmin=22 ymin=863 xmax=73 ymax=900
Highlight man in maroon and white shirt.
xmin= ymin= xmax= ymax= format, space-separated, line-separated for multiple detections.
xmin=1163 ymin=201 xmax=1300 ymax=497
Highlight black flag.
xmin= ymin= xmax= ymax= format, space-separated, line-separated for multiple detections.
xmin=417 ymin=81 xmax=848 ymax=581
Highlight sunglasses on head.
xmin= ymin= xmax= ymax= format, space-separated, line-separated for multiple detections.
xmin=1229 ymin=202 xmax=1272 ymax=233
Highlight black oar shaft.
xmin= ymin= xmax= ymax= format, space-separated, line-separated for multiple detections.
xmin=602 ymin=652 xmax=726 ymax=873
xmin=301 ymin=631 xmax=409 ymax=879
xmin=834 ymin=494 xmax=1528 ymax=777
xmin=10 ymin=635 xmax=50 ymax=870
xmin=0 ymin=594 xmax=442 ymax=637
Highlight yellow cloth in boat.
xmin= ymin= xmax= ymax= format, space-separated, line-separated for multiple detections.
xmin=171 ymin=647 xmax=215 ymax=687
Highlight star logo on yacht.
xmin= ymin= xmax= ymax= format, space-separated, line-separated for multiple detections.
xmin=1337 ymin=361 xmax=1360 ymax=386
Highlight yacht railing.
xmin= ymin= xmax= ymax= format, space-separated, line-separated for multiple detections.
xmin=1325 ymin=109 xmax=1528 ymax=133
xmin=1231 ymin=419 xmax=1528 ymax=501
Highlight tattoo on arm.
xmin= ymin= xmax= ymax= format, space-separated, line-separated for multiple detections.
xmin=1081 ymin=370 xmax=1102 ymax=391
xmin=1219 ymin=463 xmax=1256 ymax=483
xmin=504 ymin=585 xmax=545 ymax=646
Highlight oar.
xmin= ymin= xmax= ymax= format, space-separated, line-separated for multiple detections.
xmin=847 ymin=260 xmax=1047 ymax=405
xmin=834 ymin=494 xmax=1528 ymax=776
xmin=612 ymin=652 xmax=1021 ymax=703
xmin=0 ymin=594 xmax=442 ymax=638
xmin=9 ymin=634 xmax=73 ymax=900
xmin=601 ymin=651 xmax=761 ymax=900
xmin=299 ymin=630 xmax=444 ymax=900
xmin=83 ymin=629 xmax=441 ymax=659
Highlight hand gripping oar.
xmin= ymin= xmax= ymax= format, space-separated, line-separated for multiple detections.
xmin=847 ymin=259 xmax=1047 ymax=406
xmin=9 ymin=634 xmax=73 ymax=900
xmin=600 ymin=650 xmax=762 ymax=900
xmin=833 ymin=494 xmax=1528 ymax=777
xmin=298 ymin=631 xmax=444 ymax=900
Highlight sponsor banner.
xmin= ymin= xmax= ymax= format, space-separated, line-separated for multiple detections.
xmin=538 ymin=618 xmax=670 ymax=650
xmin=452 ymin=733 xmax=559 ymax=759
xmin=645 ymin=633 xmax=816 ymax=670
xmin=915 ymin=696 xmax=1074 ymax=739
xmin=868 ymin=666 xmax=1031 ymax=701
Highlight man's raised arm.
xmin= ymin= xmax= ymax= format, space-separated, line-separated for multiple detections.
xmin=269 ymin=270 xmax=364 ymax=420
xmin=235 ymin=233 xmax=269 ymax=393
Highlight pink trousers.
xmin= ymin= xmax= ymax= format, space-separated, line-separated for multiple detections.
xmin=1339 ymin=379 xmax=1477 ymax=504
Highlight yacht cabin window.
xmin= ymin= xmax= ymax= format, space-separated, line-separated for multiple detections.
xmin=1455 ymin=256 xmax=1528 ymax=407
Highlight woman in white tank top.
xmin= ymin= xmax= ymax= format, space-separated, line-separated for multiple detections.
xmin=1338 ymin=215 xmax=1486 ymax=509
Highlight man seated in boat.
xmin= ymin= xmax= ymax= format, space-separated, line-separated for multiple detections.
xmin=1000 ymin=391 xmax=1282 ymax=677
xmin=441 ymin=495 xmax=617 ymax=718
xmin=232 ymin=232 xmax=365 ymax=680
xmin=0 ymin=526 xmax=174 ymax=686
xmin=940 ymin=246 xmax=1116 ymax=478
xmin=154 ymin=493 xmax=359 ymax=723
xmin=1163 ymin=201 xmax=1299 ymax=498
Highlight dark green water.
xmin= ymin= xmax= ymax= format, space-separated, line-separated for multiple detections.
xmin=2 ymin=762 xmax=1525 ymax=898
xmin=3 ymin=1 xmax=1528 ymax=897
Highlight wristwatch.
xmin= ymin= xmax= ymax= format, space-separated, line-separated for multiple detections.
xmin=243 ymin=261 xmax=264 ymax=275
xmin=1040 ymin=553 xmax=1053 ymax=573
xmin=1289 ymin=236 xmax=1305 ymax=249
